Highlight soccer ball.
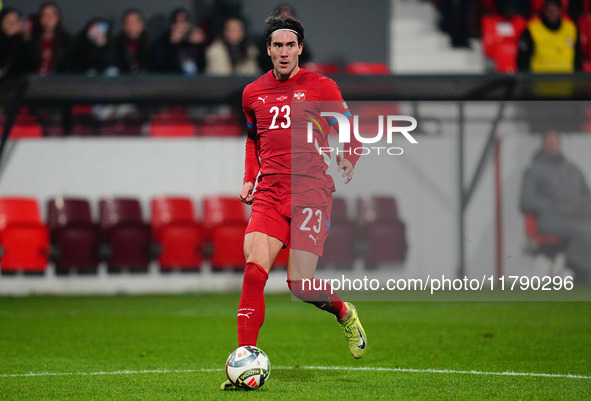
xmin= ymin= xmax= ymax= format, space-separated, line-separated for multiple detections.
xmin=225 ymin=346 xmax=271 ymax=390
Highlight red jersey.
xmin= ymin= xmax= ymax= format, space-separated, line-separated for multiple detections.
xmin=242 ymin=68 xmax=359 ymax=195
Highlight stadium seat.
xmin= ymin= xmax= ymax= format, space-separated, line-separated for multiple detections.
xmin=319 ymin=197 xmax=356 ymax=269
xmin=481 ymin=14 xmax=526 ymax=72
xmin=99 ymin=197 xmax=154 ymax=272
xmin=47 ymin=197 xmax=99 ymax=274
xmin=149 ymin=121 xmax=198 ymax=137
xmin=578 ymin=14 xmax=591 ymax=64
xmin=524 ymin=213 xmax=567 ymax=275
xmin=202 ymin=196 xmax=248 ymax=270
xmin=356 ymin=196 xmax=407 ymax=267
xmin=198 ymin=115 xmax=243 ymax=137
xmin=97 ymin=121 xmax=143 ymax=137
xmin=148 ymin=109 xmax=197 ymax=137
xmin=0 ymin=197 xmax=49 ymax=274
xmin=151 ymin=197 xmax=204 ymax=271
xmin=8 ymin=123 xmax=44 ymax=139
xmin=1 ymin=108 xmax=44 ymax=139
xmin=70 ymin=105 xmax=96 ymax=136
xmin=494 ymin=42 xmax=519 ymax=73
xmin=345 ymin=62 xmax=390 ymax=75
xmin=302 ymin=62 xmax=341 ymax=74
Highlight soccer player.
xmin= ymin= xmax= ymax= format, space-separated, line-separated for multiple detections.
xmin=222 ymin=13 xmax=366 ymax=389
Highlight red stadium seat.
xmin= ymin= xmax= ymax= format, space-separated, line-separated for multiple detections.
xmin=151 ymin=197 xmax=204 ymax=271
xmin=149 ymin=122 xmax=198 ymax=137
xmin=9 ymin=123 xmax=43 ymax=139
xmin=97 ymin=121 xmax=143 ymax=137
xmin=70 ymin=105 xmax=96 ymax=136
xmin=149 ymin=109 xmax=197 ymax=137
xmin=578 ymin=14 xmax=591 ymax=63
xmin=494 ymin=42 xmax=519 ymax=73
xmin=99 ymin=197 xmax=153 ymax=272
xmin=202 ymin=196 xmax=248 ymax=270
xmin=302 ymin=62 xmax=341 ymax=74
xmin=319 ymin=197 xmax=356 ymax=269
xmin=481 ymin=14 xmax=526 ymax=69
xmin=524 ymin=213 xmax=563 ymax=246
xmin=345 ymin=62 xmax=390 ymax=75
xmin=0 ymin=197 xmax=49 ymax=274
xmin=199 ymin=115 xmax=243 ymax=137
xmin=524 ymin=213 xmax=567 ymax=275
xmin=356 ymin=196 xmax=407 ymax=267
xmin=47 ymin=197 xmax=99 ymax=274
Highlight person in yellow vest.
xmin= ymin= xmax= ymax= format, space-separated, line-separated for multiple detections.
xmin=517 ymin=0 xmax=583 ymax=72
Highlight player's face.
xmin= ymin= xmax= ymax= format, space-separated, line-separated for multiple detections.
xmin=267 ymin=30 xmax=303 ymax=81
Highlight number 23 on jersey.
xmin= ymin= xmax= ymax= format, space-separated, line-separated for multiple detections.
xmin=269 ymin=105 xmax=290 ymax=129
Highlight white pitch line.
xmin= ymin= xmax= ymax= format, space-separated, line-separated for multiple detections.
xmin=301 ymin=366 xmax=591 ymax=380
xmin=0 ymin=369 xmax=220 ymax=378
xmin=0 ymin=366 xmax=589 ymax=380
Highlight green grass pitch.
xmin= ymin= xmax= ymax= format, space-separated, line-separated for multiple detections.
xmin=0 ymin=294 xmax=589 ymax=400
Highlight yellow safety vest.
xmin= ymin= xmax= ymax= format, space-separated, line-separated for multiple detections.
xmin=529 ymin=17 xmax=577 ymax=73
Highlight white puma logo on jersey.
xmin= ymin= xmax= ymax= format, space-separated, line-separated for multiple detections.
xmin=258 ymin=96 xmax=268 ymax=104
xmin=237 ymin=312 xmax=252 ymax=319
xmin=309 ymin=234 xmax=318 ymax=245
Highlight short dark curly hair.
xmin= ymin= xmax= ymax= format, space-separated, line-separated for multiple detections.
xmin=264 ymin=13 xmax=304 ymax=45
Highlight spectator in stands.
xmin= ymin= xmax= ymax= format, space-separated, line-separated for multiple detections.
xmin=257 ymin=4 xmax=312 ymax=72
xmin=29 ymin=2 xmax=72 ymax=75
xmin=439 ymin=0 xmax=471 ymax=48
xmin=520 ymin=131 xmax=591 ymax=281
xmin=205 ymin=16 xmax=259 ymax=76
xmin=0 ymin=7 xmax=31 ymax=78
xmin=73 ymin=18 xmax=118 ymax=76
xmin=517 ymin=0 xmax=583 ymax=72
xmin=114 ymin=9 xmax=152 ymax=74
xmin=151 ymin=8 xmax=206 ymax=75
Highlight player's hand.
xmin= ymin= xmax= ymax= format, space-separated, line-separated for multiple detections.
xmin=336 ymin=154 xmax=354 ymax=184
xmin=239 ymin=182 xmax=255 ymax=205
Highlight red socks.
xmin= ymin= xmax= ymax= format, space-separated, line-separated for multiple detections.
xmin=237 ymin=262 xmax=269 ymax=347
xmin=287 ymin=279 xmax=348 ymax=320
xmin=237 ymin=265 xmax=348 ymax=346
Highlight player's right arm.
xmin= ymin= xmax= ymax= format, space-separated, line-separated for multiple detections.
xmin=240 ymin=86 xmax=259 ymax=205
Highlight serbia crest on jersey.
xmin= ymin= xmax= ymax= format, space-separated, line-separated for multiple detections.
xmin=292 ymin=90 xmax=306 ymax=102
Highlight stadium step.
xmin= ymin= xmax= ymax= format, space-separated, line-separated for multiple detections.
xmin=391 ymin=0 xmax=485 ymax=74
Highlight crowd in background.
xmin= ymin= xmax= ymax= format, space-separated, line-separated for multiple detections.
xmin=0 ymin=2 xmax=308 ymax=80
xmin=436 ymin=0 xmax=591 ymax=47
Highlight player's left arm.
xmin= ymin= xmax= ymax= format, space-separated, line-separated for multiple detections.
xmin=323 ymin=79 xmax=361 ymax=184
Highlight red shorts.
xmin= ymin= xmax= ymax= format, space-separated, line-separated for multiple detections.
xmin=245 ymin=188 xmax=333 ymax=256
